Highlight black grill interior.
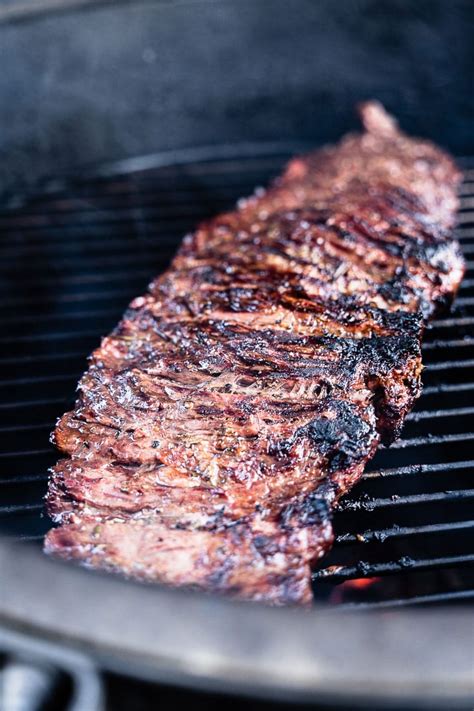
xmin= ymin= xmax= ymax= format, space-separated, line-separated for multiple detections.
xmin=1 ymin=146 xmax=473 ymax=609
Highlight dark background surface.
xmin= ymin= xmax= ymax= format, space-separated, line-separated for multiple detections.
xmin=0 ymin=0 xmax=472 ymax=195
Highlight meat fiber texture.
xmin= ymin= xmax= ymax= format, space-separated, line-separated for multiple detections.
xmin=45 ymin=102 xmax=464 ymax=605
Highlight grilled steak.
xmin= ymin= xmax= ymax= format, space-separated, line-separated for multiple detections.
xmin=45 ymin=103 xmax=464 ymax=604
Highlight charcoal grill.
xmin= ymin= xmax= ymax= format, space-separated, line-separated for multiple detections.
xmin=0 ymin=144 xmax=473 ymax=709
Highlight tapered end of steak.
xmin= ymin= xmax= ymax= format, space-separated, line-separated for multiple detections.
xmin=358 ymin=100 xmax=400 ymax=137
xmin=44 ymin=101 xmax=464 ymax=604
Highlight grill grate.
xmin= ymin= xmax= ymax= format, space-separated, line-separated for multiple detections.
xmin=0 ymin=147 xmax=473 ymax=609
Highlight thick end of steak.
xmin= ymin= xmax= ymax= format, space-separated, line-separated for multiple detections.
xmin=45 ymin=500 xmax=334 ymax=606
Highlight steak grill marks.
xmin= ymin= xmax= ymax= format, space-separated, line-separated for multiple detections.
xmin=44 ymin=103 xmax=464 ymax=604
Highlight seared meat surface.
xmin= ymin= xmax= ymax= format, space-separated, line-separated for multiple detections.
xmin=45 ymin=103 xmax=464 ymax=604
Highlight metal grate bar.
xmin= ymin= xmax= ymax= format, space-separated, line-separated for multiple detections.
xmin=390 ymin=432 xmax=474 ymax=449
xmin=0 ymin=351 xmax=87 ymax=366
xmin=0 ymin=288 xmax=139 ymax=309
xmin=406 ymin=405 xmax=474 ymax=420
xmin=0 ymin=251 xmax=171 ymax=274
xmin=0 ymin=203 xmax=236 ymax=230
xmin=459 ymin=183 xmax=474 ymax=196
xmin=0 ymin=236 xmax=183 ymax=261
xmin=0 ymin=373 xmax=80 ymax=388
xmin=336 ymin=519 xmax=474 ymax=545
xmin=424 ymin=359 xmax=474 ymax=371
xmin=312 ymin=553 xmax=474 ymax=581
xmin=0 ymin=330 xmax=109 ymax=345
xmin=457 ymin=212 xmax=474 ymax=224
xmin=0 ymin=449 xmax=52 ymax=459
xmin=13 ymin=534 xmax=46 ymax=543
xmin=362 ymin=459 xmax=474 ymax=480
xmin=422 ymin=338 xmax=474 ymax=350
xmin=0 ymin=309 xmax=119 ymax=326
xmin=337 ymin=489 xmax=474 ymax=512
xmin=0 ymin=422 xmax=54 ymax=434
xmin=429 ymin=316 xmax=474 ymax=328
xmin=458 ymin=246 xmax=474 ymax=256
xmin=421 ymin=381 xmax=474 ymax=395
xmin=0 ymin=474 xmax=49 ymax=485
xmin=0 ymin=222 xmax=188 ymax=246
xmin=0 ymin=398 xmax=67 ymax=410
xmin=0 ymin=503 xmax=44 ymax=518
xmin=0 ymin=231 xmax=182 ymax=257
xmin=457 ymin=236 xmax=474 ymax=245
xmin=0 ymin=195 xmax=237 ymax=224
xmin=336 ymin=588 xmax=474 ymax=610
xmin=0 ymin=268 xmax=153 ymax=290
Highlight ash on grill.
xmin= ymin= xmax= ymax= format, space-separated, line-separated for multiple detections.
xmin=0 ymin=148 xmax=473 ymax=609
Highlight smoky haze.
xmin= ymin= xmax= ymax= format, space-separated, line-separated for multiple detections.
xmin=0 ymin=0 xmax=472 ymax=194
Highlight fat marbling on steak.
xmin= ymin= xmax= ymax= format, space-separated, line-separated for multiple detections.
xmin=45 ymin=103 xmax=464 ymax=604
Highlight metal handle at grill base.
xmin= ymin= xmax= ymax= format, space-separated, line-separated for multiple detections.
xmin=0 ymin=626 xmax=104 ymax=711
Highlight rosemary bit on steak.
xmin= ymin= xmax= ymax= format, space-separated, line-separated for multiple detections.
xmin=44 ymin=102 xmax=464 ymax=605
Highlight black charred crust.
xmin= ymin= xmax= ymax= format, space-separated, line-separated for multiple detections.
xmin=378 ymin=277 xmax=413 ymax=305
xmin=376 ymin=309 xmax=423 ymax=338
xmin=378 ymin=409 xmax=407 ymax=445
xmin=269 ymin=399 xmax=375 ymax=472
xmin=432 ymin=290 xmax=455 ymax=315
xmin=252 ymin=534 xmax=281 ymax=556
xmin=356 ymin=333 xmax=421 ymax=371
xmin=306 ymin=400 xmax=374 ymax=471
xmin=279 ymin=488 xmax=332 ymax=531
xmin=195 ymin=405 xmax=222 ymax=416
xmin=204 ymin=561 xmax=234 ymax=590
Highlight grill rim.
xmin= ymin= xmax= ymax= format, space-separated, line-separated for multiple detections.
xmin=1 ymin=538 xmax=474 ymax=709
xmin=0 ymin=143 xmax=473 ymax=706
xmin=0 ymin=139 xmax=316 ymax=208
